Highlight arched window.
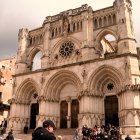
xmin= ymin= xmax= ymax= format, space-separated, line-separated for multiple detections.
xmin=94 ymin=19 xmax=98 ymax=29
xmin=99 ymin=33 xmax=117 ymax=58
xmin=55 ymin=28 xmax=58 ymax=36
xmin=36 ymin=36 xmax=39 ymax=44
xmin=73 ymin=23 xmax=76 ymax=32
xmin=52 ymin=29 xmax=55 ymax=38
xmin=99 ymin=18 xmax=102 ymax=27
xmin=30 ymin=38 xmax=32 ymax=45
xmin=68 ymin=24 xmax=70 ymax=33
xmin=104 ymin=16 xmax=107 ymax=26
xmin=59 ymin=27 xmax=61 ymax=34
xmin=32 ymin=51 xmax=42 ymax=71
xmin=33 ymin=37 xmax=35 ymax=45
xmin=80 ymin=21 xmax=82 ymax=30
xmin=77 ymin=22 xmax=80 ymax=31
xmin=113 ymin=14 xmax=116 ymax=24
xmin=108 ymin=15 xmax=112 ymax=25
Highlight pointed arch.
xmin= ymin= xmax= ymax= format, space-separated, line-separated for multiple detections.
xmin=28 ymin=46 xmax=44 ymax=63
xmin=52 ymin=36 xmax=82 ymax=54
xmin=15 ymin=78 xmax=41 ymax=101
xmin=43 ymin=70 xmax=82 ymax=101
xmin=96 ymin=28 xmax=119 ymax=43
xmin=88 ymin=65 xmax=124 ymax=95
xmin=27 ymin=47 xmax=44 ymax=70
xmin=126 ymin=111 xmax=134 ymax=125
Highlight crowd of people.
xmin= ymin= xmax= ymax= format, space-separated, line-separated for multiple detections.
xmin=81 ymin=124 xmax=132 ymax=140
xmin=0 ymin=119 xmax=7 ymax=138
xmin=0 ymin=119 xmax=14 ymax=140
xmin=81 ymin=124 xmax=120 ymax=140
xmin=0 ymin=119 xmax=133 ymax=140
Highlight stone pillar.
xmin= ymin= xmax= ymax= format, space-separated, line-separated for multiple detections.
xmin=36 ymin=115 xmax=46 ymax=127
xmin=78 ymin=90 xmax=104 ymax=128
xmin=118 ymin=86 xmax=140 ymax=136
xmin=42 ymin=23 xmax=51 ymax=68
xmin=7 ymin=98 xmax=31 ymax=133
xmin=38 ymin=96 xmax=46 ymax=115
xmin=66 ymin=96 xmax=71 ymax=128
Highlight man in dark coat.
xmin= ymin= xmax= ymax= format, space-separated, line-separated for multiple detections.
xmin=125 ymin=135 xmax=132 ymax=140
xmin=32 ymin=120 xmax=56 ymax=140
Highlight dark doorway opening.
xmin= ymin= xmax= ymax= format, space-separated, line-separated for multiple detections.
xmin=105 ymin=95 xmax=119 ymax=126
xmin=71 ymin=99 xmax=79 ymax=128
xmin=60 ymin=101 xmax=68 ymax=128
xmin=30 ymin=103 xmax=39 ymax=129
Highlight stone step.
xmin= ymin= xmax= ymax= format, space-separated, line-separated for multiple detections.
xmin=54 ymin=128 xmax=75 ymax=135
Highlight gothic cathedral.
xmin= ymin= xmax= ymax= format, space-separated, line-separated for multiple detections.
xmin=8 ymin=0 xmax=140 ymax=136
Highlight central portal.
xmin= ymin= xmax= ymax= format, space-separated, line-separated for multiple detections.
xmin=60 ymin=99 xmax=79 ymax=128
xmin=60 ymin=101 xmax=68 ymax=128
xmin=71 ymin=99 xmax=79 ymax=128
xmin=30 ymin=103 xmax=39 ymax=129
xmin=104 ymin=95 xmax=119 ymax=126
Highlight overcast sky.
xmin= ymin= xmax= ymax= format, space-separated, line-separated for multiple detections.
xmin=0 ymin=0 xmax=139 ymax=59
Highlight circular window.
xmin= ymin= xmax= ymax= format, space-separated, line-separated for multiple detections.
xmin=59 ymin=41 xmax=74 ymax=57
xmin=107 ymin=83 xmax=114 ymax=91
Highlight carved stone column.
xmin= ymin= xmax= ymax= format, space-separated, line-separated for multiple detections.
xmin=66 ymin=96 xmax=71 ymax=128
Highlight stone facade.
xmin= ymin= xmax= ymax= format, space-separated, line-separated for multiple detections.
xmin=8 ymin=0 xmax=140 ymax=136
xmin=0 ymin=57 xmax=15 ymax=122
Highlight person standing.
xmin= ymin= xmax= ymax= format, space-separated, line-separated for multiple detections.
xmin=125 ymin=134 xmax=132 ymax=140
xmin=24 ymin=123 xmax=28 ymax=134
xmin=32 ymin=120 xmax=56 ymax=140
xmin=73 ymin=128 xmax=79 ymax=139
xmin=5 ymin=130 xmax=14 ymax=140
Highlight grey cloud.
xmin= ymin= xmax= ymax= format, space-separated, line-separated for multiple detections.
xmin=0 ymin=0 xmax=139 ymax=59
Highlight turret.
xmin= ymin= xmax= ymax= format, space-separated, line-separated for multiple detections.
xmin=114 ymin=0 xmax=137 ymax=54
xmin=15 ymin=28 xmax=29 ymax=74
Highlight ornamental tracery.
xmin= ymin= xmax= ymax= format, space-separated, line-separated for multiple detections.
xmin=59 ymin=41 xmax=75 ymax=58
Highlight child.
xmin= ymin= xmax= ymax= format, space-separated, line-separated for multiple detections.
xmin=5 ymin=131 xmax=14 ymax=140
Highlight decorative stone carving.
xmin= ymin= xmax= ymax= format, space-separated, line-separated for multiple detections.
xmin=62 ymin=12 xmax=69 ymax=36
xmin=8 ymin=98 xmax=16 ymax=104
xmin=81 ymin=69 xmax=87 ymax=79
xmin=66 ymin=96 xmax=71 ymax=102
xmin=37 ymin=95 xmax=46 ymax=102
xmin=118 ymin=84 xmax=140 ymax=95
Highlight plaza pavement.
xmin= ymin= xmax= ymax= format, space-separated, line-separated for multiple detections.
xmin=1 ymin=129 xmax=139 ymax=140
xmin=0 ymin=128 xmax=80 ymax=140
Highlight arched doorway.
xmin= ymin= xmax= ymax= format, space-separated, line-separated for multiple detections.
xmin=60 ymin=101 xmax=68 ymax=128
xmin=71 ymin=99 xmax=79 ymax=128
xmin=30 ymin=103 xmax=39 ymax=129
xmin=104 ymin=95 xmax=119 ymax=126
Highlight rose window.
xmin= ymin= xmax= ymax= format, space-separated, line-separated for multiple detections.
xmin=107 ymin=83 xmax=114 ymax=91
xmin=59 ymin=41 xmax=74 ymax=57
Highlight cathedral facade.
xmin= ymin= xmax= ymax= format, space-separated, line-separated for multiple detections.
xmin=8 ymin=0 xmax=140 ymax=136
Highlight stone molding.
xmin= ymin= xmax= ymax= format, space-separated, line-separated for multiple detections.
xmin=119 ymin=109 xmax=140 ymax=118
xmin=8 ymin=98 xmax=30 ymax=105
xmin=37 ymin=95 xmax=59 ymax=102
xmin=78 ymin=89 xmax=104 ymax=99
xmin=79 ymin=84 xmax=140 ymax=98
xmin=118 ymin=84 xmax=140 ymax=95
xmin=8 ymin=117 xmax=29 ymax=124
xmin=43 ymin=4 xmax=89 ymax=24
xmin=78 ymin=113 xmax=104 ymax=127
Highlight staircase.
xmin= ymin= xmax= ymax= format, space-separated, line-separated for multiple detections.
xmin=5 ymin=128 xmax=82 ymax=140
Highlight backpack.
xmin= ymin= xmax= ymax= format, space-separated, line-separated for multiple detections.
xmin=32 ymin=127 xmax=45 ymax=140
